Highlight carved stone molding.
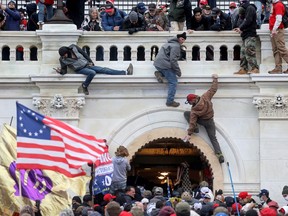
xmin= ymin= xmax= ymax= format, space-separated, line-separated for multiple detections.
xmin=253 ymin=94 xmax=288 ymax=118
xmin=32 ymin=94 xmax=85 ymax=118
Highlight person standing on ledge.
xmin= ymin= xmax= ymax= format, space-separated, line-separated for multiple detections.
xmin=268 ymin=0 xmax=288 ymax=74
xmin=153 ymin=32 xmax=186 ymax=107
xmin=183 ymin=74 xmax=224 ymax=163
xmin=56 ymin=44 xmax=133 ymax=95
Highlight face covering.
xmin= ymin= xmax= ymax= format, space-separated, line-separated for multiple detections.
xmin=284 ymin=196 xmax=288 ymax=202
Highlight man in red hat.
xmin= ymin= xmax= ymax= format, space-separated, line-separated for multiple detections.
xmin=183 ymin=74 xmax=224 ymax=163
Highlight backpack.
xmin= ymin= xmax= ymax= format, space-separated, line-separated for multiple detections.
xmin=281 ymin=2 xmax=288 ymax=28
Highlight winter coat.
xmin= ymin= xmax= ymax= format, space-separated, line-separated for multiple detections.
xmin=168 ymin=0 xmax=192 ymax=28
xmin=187 ymin=78 xmax=218 ymax=135
xmin=59 ymin=44 xmax=93 ymax=73
xmin=153 ymin=37 xmax=182 ymax=77
xmin=145 ymin=11 xmax=169 ymax=31
xmin=82 ymin=19 xmax=102 ymax=31
xmin=209 ymin=11 xmax=232 ymax=31
xmin=239 ymin=3 xmax=257 ymax=40
xmin=4 ymin=7 xmax=21 ymax=31
xmin=189 ymin=15 xmax=210 ymax=30
xmin=101 ymin=8 xmax=127 ymax=31
xmin=111 ymin=156 xmax=131 ymax=182
xmin=122 ymin=12 xmax=146 ymax=33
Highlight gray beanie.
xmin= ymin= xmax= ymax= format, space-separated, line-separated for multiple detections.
xmin=129 ymin=11 xmax=138 ymax=22
xmin=282 ymin=185 xmax=288 ymax=195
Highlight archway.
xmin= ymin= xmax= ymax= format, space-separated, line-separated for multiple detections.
xmin=107 ymin=107 xmax=244 ymax=192
xmin=127 ymin=137 xmax=214 ymax=193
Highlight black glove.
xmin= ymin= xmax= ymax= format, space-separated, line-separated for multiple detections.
xmin=128 ymin=28 xmax=137 ymax=35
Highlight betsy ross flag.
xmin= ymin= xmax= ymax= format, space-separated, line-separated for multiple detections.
xmin=16 ymin=102 xmax=106 ymax=177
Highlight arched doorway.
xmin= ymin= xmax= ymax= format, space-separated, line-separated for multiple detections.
xmin=127 ymin=137 xmax=214 ymax=193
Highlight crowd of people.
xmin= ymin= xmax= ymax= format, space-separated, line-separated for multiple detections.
xmin=19 ymin=182 xmax=288 ymax=216
xmin=0 ymin=0 xmax=271 ymax=32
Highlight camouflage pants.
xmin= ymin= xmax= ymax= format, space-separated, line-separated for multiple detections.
xmin=240 ymin=36 xmax=259 ymax=70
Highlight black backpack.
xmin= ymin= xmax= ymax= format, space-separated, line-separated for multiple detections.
xmin=281 ymin=2 xmax=288 ymax=28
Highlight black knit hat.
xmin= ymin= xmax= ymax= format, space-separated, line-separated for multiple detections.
xmin=177 ymin=32 xmax=187 ymax=40
xmin=58 ymin=46 xmax=70 ymax=56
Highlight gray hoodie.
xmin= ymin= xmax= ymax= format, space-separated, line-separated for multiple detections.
xmin=153 ymin=37 xmax=182 ymax=77
xmin=112 ymin=156 xmax=131 ymax=182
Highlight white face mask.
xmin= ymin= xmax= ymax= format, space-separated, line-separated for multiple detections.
xmin=229 ymin=8 xmax=235 ymax=14
xmin=284 ymin=196 xmax=288 ymax=202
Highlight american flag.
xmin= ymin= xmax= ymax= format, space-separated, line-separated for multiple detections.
xmin=16 ymin=102 xmax=106 ymax=177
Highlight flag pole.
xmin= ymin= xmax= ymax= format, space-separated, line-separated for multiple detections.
xmin=227 ymin=162 xmax=240 ymax=216
xmin=91 ymin=163 xmax=95 ymax=205
xmin=10 ymin=116 xmax=13 ymax=126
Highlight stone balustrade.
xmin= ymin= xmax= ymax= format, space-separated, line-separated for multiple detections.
xmin=0 ymin=24 xmax=278 ymax=76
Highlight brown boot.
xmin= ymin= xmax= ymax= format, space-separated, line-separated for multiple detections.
xmin=248 ymin=68 xmax=259 ymax=74
xmin=268 ymin=67 xmax=282 ymax=74
xmin=283 ymin=69 xmax=288 ymax=74
xmin=234 ymin=68 xmax=248 ymax=75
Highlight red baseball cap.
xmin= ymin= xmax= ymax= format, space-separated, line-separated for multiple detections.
xmin=103 ymin=193 xmax=116 ymax=202
xmin=199 ymin=0 xmax=208 ymax=5
xmin=185 ymin=94 xmax=198 ymax=104
xmin=238 ymin=191 xmax=252 ymax=199
xmin=229 ymin=2 xmax=237 ymax=8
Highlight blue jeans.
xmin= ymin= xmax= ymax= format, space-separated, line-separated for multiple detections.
xmin=37 ymin=3 xmax=53 ymax=22
xmin=155 ymin=66 xmax=178 ymax=104
xmin=255 ymin=1 xmax=263 ymax=27
xmin=76 ymin=65 xmax=126 ymax=87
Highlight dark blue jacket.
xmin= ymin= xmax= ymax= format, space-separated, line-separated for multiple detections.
xmin=4 ymin=8 xmax=21 ymax=31
xmin=101 ymin=8 xmax=127 ymax=31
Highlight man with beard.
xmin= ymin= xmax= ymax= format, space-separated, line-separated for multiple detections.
xmin=183 ymin=74 xmax=224 ymax=163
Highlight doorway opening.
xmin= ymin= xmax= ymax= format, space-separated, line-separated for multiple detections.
xmin=127 ymin=137 xmax=214 ymax=194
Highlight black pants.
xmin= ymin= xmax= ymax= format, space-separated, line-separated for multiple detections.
xmin=184 ymin=111 xmax=222 ymax=154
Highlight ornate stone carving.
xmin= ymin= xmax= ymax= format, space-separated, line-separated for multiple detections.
xmin=253 ymin=94 xmax=288 ymax=118
xmin=33 ymin=94 xmax=85 ymax=118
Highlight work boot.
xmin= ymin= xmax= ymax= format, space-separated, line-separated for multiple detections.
xmin=248 ymin=68 xmax=259 ymax=74
xmin=268 ymin=67 xmax=282 ymax=74
xmin=216 ymin=153 xmax=225 ymax=163
xmin=166 ymin=101 xmax=180 ymax=107
xmin=154 ymin=71 xmax=164 ymax=83
xmin=127 ymin=63 xmax=133 ymax=75
xmin=82 ymin=84 xmax=89 ymax=95
xmin=234 ymin=68 xmax=248 ymax=75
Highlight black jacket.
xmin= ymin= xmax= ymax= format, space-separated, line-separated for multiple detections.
xmin=122 ymin=13 xmax=146 ymax=34
xmin=209 ymin=11 xmax=232 ymax=31
xmin=168 ymin=0 xmax=192 ymax=28
xmin=239 ymin=3 xmax=257 ymax=40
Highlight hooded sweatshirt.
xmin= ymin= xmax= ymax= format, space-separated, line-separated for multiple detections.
xmin=112 ymin=156 xmax=131 ymax=182
xmin=153 ymin=37 xmax=182 ymax=76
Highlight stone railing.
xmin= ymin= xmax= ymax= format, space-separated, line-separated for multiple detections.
xmin=0 ymin=24 xmax=280 ymax=76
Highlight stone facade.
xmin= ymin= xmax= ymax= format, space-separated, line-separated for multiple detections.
xmin=0 ymin=24 xmax=288 ymax=206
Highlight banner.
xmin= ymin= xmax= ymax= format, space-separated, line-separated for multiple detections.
xmin=0 ymin=124 xmax=90 ymax=216
xmin=93 ymin=145 xmax=113 ymax=195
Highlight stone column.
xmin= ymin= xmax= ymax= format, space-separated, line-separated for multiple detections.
xmin=36 ymin=24 xmax=82 ymax=74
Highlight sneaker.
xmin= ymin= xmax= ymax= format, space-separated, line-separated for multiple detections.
xmin=216 ymin=153 xmax=225 ymax=163
xmin=248 ymin=68 xmax=259 ymax=74
xmin=234 ymin=68 xmax=248 ymax=75
xmin=127 ymin=63 xmax=133 ymax=75
xmin=154 ymin=71 xmax=164 ymax=83
xmin=82 ymin=84 xmax=89 ymax=95
xmin=268 ymin=67 xmax=282 ymax=74
xmin=166 ymin=101 xmax=180 ymax=107
xmin=283 ymin=69 xmax=288 ymax=74
xmin=37 ymin=21 xmax=44 ymax=30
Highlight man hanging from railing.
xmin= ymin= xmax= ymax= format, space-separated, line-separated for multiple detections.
xmin=55 ymin=44 xmax=133 ymax=95
xmin=183 ymin=74 xmax=225 ymax=164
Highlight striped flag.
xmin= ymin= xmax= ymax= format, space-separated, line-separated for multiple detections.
xmin=16 ymin=102 xmax=106 ymax=177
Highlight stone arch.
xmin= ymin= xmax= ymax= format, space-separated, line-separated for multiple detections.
xmin=107 ymin=107 xmax=245 ymax=190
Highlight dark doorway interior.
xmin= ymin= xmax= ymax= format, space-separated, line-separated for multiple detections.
xmin=127 ymin=138 xmax=213 ymax=193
